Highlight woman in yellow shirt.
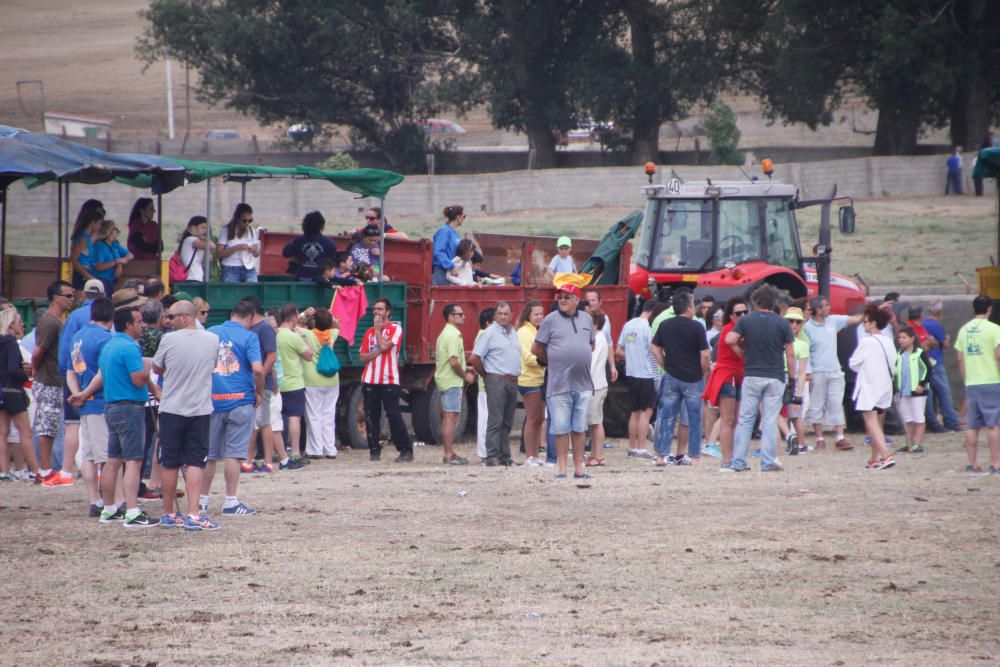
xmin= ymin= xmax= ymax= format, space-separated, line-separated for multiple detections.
xmin=517 ymin=301 xmax=546 ymax=466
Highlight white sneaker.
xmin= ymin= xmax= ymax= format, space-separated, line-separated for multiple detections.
xmin=10 ymin=469 xmax=30 ymax=481
xmin=628 ymin=449 xmax=655 ymax=460
xmin=520 ymin=457 xmax=542 ymax=468
xmin=542 ymin=460 xmax=556 ymax=467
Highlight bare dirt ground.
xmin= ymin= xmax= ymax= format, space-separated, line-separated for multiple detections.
xmin=2 ymin=430 xmax=998 ymax=665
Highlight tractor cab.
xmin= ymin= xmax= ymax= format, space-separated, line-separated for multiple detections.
xmin=629 ymin=170 xmax=866 ymax=314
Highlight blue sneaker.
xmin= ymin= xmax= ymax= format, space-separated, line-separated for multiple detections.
xmin=603 ymin=442 xmax=614 ymax=449
xmin=222 ymin=502 xmax=257 ymax=516
xmin=702 ymin=443 xmax=722 ymax=458
xmin=749 ymin=449 xmax=761 ymax=458
xmin=885 ymin=436 xmax=896 ymax=445
xmin=183 ymin=513 xmax=221 ymax=531
xmin=160 ymin=513 xmax=185 ymax=529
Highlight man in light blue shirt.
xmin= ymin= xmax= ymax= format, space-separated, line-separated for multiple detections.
xmin=803 ymin=296 xmax=862 ymax=450
xmin=469 ymin=301 xmax=521 ymax=466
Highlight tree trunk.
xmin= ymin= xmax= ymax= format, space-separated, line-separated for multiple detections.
xmin=526 ymin=125 xmax=559 ymax=169
xmin=873 ymin=102 xmax=920 ymax=155
xmin=625 ymin=0 xmax=661 ymax=165
xmin=949 ymin=0 xmax=990 ymax=150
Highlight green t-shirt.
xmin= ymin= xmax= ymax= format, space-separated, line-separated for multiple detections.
xmin=956 ymin=317 xmax=1000 ymax=386
xmin=276 ymin=327 xmax=308 ymax=392
xmin=434 ymin=323 xmax=465 ymax=391
xmin=302 ymin=329 xmax=340 ymax=388
xmin=785 ymin=336 xmax=810 ymax=373
xmin=651 ymin=307 xmax=675 ymax=337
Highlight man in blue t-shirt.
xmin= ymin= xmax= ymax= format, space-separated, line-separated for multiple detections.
xmin=65 ymin=297 xmax=114 ymax=517
xmin=203 ymin=300 xmax=264 ymax=517
xmin=51 ymin=279 xmax=105 ymax=485
xmin=71 ymin=306 xmax=159 ymax=528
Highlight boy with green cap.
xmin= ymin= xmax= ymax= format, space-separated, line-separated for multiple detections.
xmin=544 ymin=236 xmax=577 ymax=280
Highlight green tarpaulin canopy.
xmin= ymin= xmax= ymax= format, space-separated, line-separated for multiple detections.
xmin=117 ymin=159 xmax=404 ymax=199
xmin=972 ymin=147 xmax=1000 ymax=180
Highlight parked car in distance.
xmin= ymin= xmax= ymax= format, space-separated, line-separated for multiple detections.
xmin=417 ymin=119 xmax=466 ymax=135
xmin=566 ymin=121 xmax=616 ymax=142
xmin=203 ymin=129 xmax=241 ymax=140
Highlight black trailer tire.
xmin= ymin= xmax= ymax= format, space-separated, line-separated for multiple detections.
xmin=426 ymin=387 xmax=469 ymax=445
xmin=409 ymin=389 xmax=435 ymax=443
xmin=341 ymin=383 xmax=387 ymax=450
xmin=602 ymin=386 xmax=631 ymax=438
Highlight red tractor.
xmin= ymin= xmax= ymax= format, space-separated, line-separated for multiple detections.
xmin=628 ymin=162 xmax=867 ymax=312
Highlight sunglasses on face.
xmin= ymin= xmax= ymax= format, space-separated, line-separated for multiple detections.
xmin=732 ymin=310 xmax=748 ymax=316
xmin=365 ymin=215 xmax=378 ymax=221
xmin=199 ymin=310 xmax=209 ymax=315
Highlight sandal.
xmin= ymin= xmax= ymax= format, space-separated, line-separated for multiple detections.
xmin=586 ymin=456 xmax=605 ymax=467
xmin=573 ymin=472 xmax=593 ymax=480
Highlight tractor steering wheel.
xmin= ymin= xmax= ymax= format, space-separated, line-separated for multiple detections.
xmin=719 ymin=234 xmax=747 ymax=260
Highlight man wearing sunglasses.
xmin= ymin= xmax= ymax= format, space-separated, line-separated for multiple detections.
xmin=532 ymin=284 xmax=595 ymax=479
xmin=32 ymin=280 xmax=75 ymax=483
xmin=153 ymin=300 xmax=221 ymax=530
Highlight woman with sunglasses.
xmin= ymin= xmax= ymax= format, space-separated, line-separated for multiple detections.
xmin=702 ymin=297 xmax=749 ymax=469
xmin=126 ymin=197 xmax=161 ymax=261
xmin=69 ymin=201 xmax=104 ymax=295
xmin=192 ymin=297 xmax=211 ymax=329
xmin=218 ymin=203 xmax=260 ymax=283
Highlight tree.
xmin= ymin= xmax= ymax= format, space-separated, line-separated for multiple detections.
xmin=573 ymin=0 xmax=722 ymax=164
xmin=453 ymin=0 xmax=611 ymax=169
xmin=713 ymin=0 xmax=1000 ymax=155
xmin=703 ymin=100 xmax=742 ymax=164
xmin=138 ymin=0 xmax=462 ymax=171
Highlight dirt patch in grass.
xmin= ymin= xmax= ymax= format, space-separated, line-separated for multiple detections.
xmin=2 ymin=431 xmax=998 ymax=664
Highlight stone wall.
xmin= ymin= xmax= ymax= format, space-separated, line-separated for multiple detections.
xmin=5 ymin=154 xmax=994 ymax=230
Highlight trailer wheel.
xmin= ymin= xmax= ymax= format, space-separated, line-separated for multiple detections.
xmin=427 ymin=387 xmax=469 ymax=445
xmin=602 ymin=387 xmax=631 ymax=438
xmin=409 ymin=389 xmax=434 ymax=443
xmin=342 ymin=383 xmax=386 ymax=450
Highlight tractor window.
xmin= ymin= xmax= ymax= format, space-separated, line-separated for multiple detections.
xmin=716 ymin=200 xmax=762 ymax=264
xmin=764 ymin=199 xmax=800 ymax=270
xmin=641 ymin=199 xmax=712 ymax=270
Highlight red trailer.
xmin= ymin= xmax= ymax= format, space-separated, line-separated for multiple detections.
xmin=258 ymin=229 xmax=632 ymax=446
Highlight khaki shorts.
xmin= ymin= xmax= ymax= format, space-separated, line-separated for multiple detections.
xmin=588 ymin=387 xmax=608 ymax=426
xmin=255 ymin=390 xmax=284 ymax=432
xmin=79 ymin=413 xmax=109 ymax=464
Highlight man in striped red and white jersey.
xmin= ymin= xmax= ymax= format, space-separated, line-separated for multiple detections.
xmin=359 ymin=298 xmax=414 ymax=462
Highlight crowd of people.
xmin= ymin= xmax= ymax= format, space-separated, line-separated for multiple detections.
xmin=438 ymin=283 xmax=999 ymax=478
xmin=6 ymin=196 xmax=999 ymax=532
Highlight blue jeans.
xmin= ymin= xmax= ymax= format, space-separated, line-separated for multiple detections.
xmin=220 ymin=265 xmax=258 ymax=283
xmin=653 ymin=374 xmax=703 ymax=458
xmin=924 ymin=362 xmax=961 ymax=429
xmin=432 ymin=267 xmax=449 ymax=286
xmin=732 ymin=376 xmax=785 ymax=470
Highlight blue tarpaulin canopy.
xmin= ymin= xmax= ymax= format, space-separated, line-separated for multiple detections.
xmin=0 ymin=125 xmax=187 ymax=193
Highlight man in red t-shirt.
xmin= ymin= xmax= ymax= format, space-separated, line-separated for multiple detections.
xmin=359 ymin=298 xmax=414 ymax=462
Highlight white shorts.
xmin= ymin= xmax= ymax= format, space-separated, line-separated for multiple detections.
xmin=588 ymin=387 xmax=608 ymax=426
xmin=79 ymin=413 xmax=110 ymax=464
xmin=897 ymin=395 xmax=927 ymax=424
xmin=254 ymin=390 xmax=284 ymax=431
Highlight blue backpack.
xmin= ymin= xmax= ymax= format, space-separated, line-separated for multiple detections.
xmin=317 ymin=344 xmax=340 ymax=377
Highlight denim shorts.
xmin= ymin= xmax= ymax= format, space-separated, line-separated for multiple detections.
xmin=281 ymin=388 xmax=306 ymax=418
xmin=209 ymin=404 xmax=255 ymax=460
xmin=220 ymin=264 xmax=258 ymax=283
xmin=547 ymin=390 xmax=593 ymax=435
xmin=105 ymin=402 xmax=146 ymax=461
xmin=518 ymin=385 xmax=542 ymax=396
xmin=440 ymin=387 xmax=463 ymax=414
